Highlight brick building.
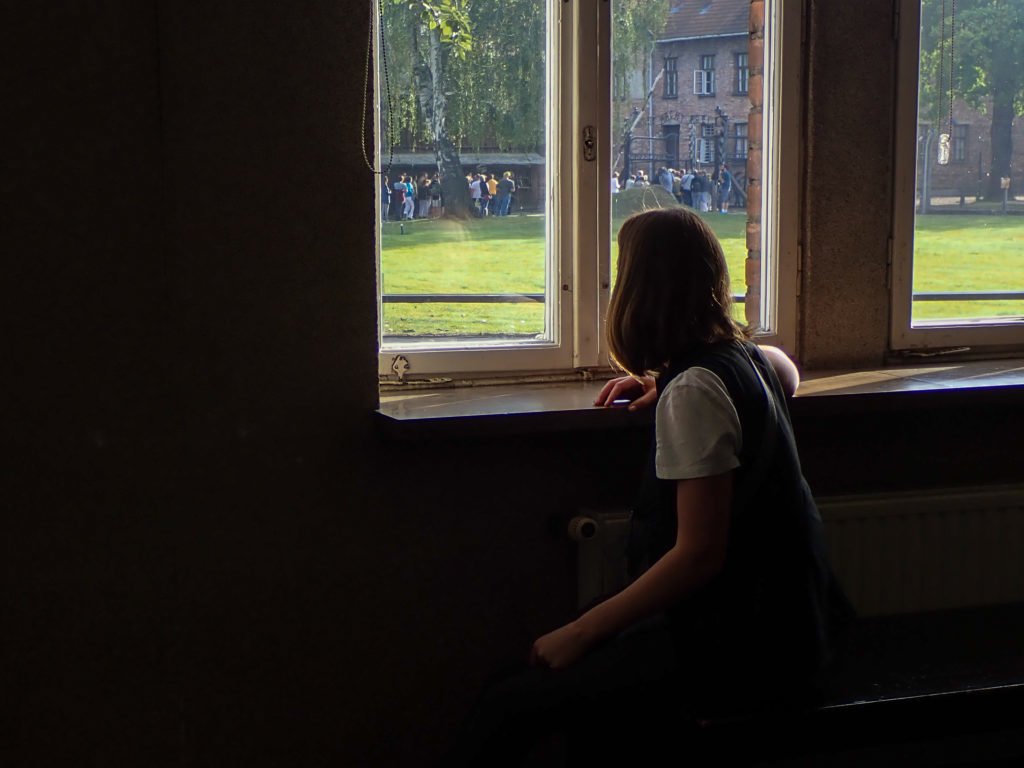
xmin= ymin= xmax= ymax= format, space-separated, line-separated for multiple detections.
xmin=615 ymin=0 xmax=754 ymax=187
xmin=919 ymin=98 xmax=1024 ymax=203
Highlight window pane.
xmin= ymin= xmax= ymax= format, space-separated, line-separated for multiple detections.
xmin=911 ymin=0 xmax=1024 ymax=325
xmin=377 ymin=1 xmax=551 ymax=346
xmin=611 ymin=0 xmax=768 ymax=328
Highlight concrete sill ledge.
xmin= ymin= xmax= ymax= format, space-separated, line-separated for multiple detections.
xmin=376 ymin=359 xmax=1024 ymax=440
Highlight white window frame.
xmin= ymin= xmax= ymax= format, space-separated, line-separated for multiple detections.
xmin=891 ymin=0 xmax=1024 ymax=351
xmin=697 ymin=137 xmax=714 ymax=164
xmin=735 ymin=52 xmax=750 ymax=95
xmin=664 ymin=56 xmax=679 ymax=98
xmin=375 ymin=0 xmax=800 ymax=379
xmin=693 ymin=68 xmax=715 ymax=96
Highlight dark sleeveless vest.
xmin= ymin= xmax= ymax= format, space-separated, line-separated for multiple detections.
xmin=629 ymin=340 xmax=853 ymax=700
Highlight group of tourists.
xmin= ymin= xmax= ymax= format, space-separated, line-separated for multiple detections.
xmin=612 ymin=162 xmax=737 ymax=213
xmin=467 ymin=171 xmax=517 ymax=218
xmin=382 ymin=173 xmax=443 ymax=222
xmin=381 ymin=170 xmax=519 ymax=221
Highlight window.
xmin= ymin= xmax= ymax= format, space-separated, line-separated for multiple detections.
xmin=693 ymin=54 xmax=716 ymax=96
xmin=613 ymin=70 xmax=629 ymax=102
xmin=735 ymin=52 xmax=750 ymax=95
xmin=952 ymin=123 xmax=968 ymax=163
xmin=892 ymin=0 xmax=1024 ymax=349
xmin=375 ymin=1 xmax=801 ymax=379
xmin=663 ymin=57 xmax=678 ymax=99
xmin=733 ymin=122 xmax=749 ymax=160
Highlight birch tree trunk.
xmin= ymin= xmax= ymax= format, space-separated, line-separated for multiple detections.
xmin=413 ymin=25 xmax=471 ymax=218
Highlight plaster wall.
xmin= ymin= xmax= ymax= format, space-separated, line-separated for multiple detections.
xmin=801 ymin=0 xmax=895 ymax=367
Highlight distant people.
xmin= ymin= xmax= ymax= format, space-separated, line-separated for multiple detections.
xmin=469 ymin=174 xmax=483 ymax=216
xmin=681 ymin=168 xmax=695 ymax=207
xmin=390 ymin=175 xmax=406 ymax=221
xmin=718 ymin=163 xmax=734 ymax=213
xmin=693 ymin=171 xmax=712 ymax=212
xmin=403 ymin=175 xmax=416 ymax=220
xmin=611 ymin=171 xmax=620 ymax=194
xmin=487 ymin=174 xmax=499 ymax=214
xmin=431 ymin=173 xmax=443 ymax=218
xmin=625 ymin=174 xmax=636 ymax=190
xmin=417 ymin=175 xmax=432 ymax=219
xmin=496 ymin=171 xmax=515 ymax=216
xmin=478 ymin=174 xmax=491 ymax=217
xmin=381 ymin=175 xmax=391 ymax=222
xmin=659 ymin=166 xmax=674 ymax=194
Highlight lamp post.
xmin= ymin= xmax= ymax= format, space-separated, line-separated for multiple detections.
xmin=713 ymin=106 xmax=729 ymax=169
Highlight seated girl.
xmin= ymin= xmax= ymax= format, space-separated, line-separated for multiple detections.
xmin=444 ymin=208 xmax=850 ymax=767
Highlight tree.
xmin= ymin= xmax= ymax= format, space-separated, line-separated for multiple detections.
xmin=611 ymin=0 xmax=670 ymax=167
xmin=384 ymin=0 xmax=474 ymax=217
xmin=921 ymin=0 xmax=1024 ymax=199
xmin=382 ymin=0 xmax=667 ymax=216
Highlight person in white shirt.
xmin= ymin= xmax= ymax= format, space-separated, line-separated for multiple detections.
xmin=442 ymin=207 xmax=851 ymax=767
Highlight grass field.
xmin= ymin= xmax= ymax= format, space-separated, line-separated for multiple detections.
xmin=380 ymin=201 xmax=1024 ymax=337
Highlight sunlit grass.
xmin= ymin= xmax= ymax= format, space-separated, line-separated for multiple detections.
xmin=379 ymin=209 xmax=1024 ymax=336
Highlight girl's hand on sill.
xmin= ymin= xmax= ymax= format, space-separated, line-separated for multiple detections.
xmin=594 ymin=375 xmax=657 ymax=411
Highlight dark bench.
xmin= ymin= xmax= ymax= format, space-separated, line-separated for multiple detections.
xmin=693 ymin=602 xmax=1024 ymax=766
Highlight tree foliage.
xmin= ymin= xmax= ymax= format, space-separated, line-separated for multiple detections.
xmin=382 ymin=0 xmax=668 ymax=154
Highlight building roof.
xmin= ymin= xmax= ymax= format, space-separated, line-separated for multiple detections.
xmin=659 ymin=0 xmax=748 ymax=43
xmin=388 ymin=152 xmax=544 ymax=168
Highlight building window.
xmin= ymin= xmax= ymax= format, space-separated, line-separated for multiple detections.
xmin=693 ymin=54 xmax=715 ymax=96
xmin=663 ymin=57 xmax=678 ymax=99
xmin=733 ymin=122 xmax=749 ymax=160
xmin=376 ymin=2 xmax=800 ymax=379
xmin=613 ymin=70 xmax=629 ymax=102
xmin=735 ymin=52 xmax=749 ymax=95
xmin=891 ymin=0 xmax=1024 ymax=351
xmin=697 ymin=122 xmax=716 ymax=165
xmin=952 ymin=123 xmax=968 ymax=162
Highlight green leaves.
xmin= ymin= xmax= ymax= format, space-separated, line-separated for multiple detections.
xmin=397 ymin=0 xmax=473 ymax=56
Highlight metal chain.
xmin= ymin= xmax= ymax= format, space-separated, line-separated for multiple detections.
xmin=361 ymin=0 xmax=394 ymax=175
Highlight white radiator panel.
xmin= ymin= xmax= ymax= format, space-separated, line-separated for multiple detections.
xmin=574 ymin=486 xmax=1024 ymax=617
xmin=819 ymin=485 xmax=1024 ymax=616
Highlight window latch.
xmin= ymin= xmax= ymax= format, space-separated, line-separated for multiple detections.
xmin=582 ymin=126 xmax=596 ymax=162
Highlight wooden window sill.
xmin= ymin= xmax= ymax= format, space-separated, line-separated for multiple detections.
xmin=376 ymin=359 xmax=1024 ymax=440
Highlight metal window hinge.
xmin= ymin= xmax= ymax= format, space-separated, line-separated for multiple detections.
xmin=886 ymin=237 xmax=894 ymax=290
xmin=795 ymin=244 xmax=804 ymax=298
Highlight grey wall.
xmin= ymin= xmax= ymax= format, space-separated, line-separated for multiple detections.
xmin=5 ymin=2 xmax=1012 ymax=766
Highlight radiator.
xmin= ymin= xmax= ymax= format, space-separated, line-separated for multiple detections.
xmin=573 ymin=484 xmax=1024 ymax=617
xmin=819 ymin=484 xmax=1024 ymax=616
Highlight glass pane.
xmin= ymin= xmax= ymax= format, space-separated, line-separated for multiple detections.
xmin=610 ymin=0 xmax=767 ymax=328
xmin=377 ymin=1 xmax=550 ymax=346
xmin=912 ymin=0 xmax=1024 ymax=325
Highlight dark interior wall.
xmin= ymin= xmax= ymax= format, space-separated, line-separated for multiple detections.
xmin=5 ymin=1 xmax=1016 ymax=767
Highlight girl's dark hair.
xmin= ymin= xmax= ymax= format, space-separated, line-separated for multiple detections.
xmin=606 ymin=208 xmax=749 ymax=377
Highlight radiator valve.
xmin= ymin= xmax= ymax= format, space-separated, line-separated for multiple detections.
xmin=567 ymin=516 xmax=598 ymax=541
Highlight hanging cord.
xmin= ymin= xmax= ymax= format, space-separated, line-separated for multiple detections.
xmin=361 ymin=0 xmax=395 ymax=175
xmin=938 ymin=0 xmax=947 ymax=131
xmin=948 ymin=0 xmax=956 ymax=136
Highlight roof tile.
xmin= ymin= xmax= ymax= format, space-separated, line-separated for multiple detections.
xmin=659 ymin=0 xmax=749 ymax=42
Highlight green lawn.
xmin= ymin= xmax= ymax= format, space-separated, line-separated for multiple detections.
xmin=380 ymin=208 xmax=1024 ymax=337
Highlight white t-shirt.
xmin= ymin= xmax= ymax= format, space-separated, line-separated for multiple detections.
xmin=655 ymin=367 xmax=742 ymax=480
